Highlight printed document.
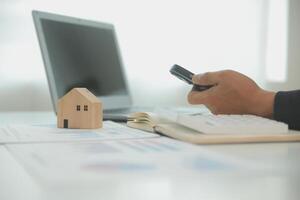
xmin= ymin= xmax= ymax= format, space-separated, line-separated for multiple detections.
xmin=0 ymin=121 xmax=159 ymax=144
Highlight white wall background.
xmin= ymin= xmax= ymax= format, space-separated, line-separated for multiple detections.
xmin=0 ymin=0 xmax=292 ymax=111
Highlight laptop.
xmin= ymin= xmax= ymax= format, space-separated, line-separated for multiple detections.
xmin=32 ymin=10 xmax=148 ymax=121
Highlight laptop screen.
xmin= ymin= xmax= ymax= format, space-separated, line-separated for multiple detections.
xmin=33 ymin=11 xmax=132 ymax=111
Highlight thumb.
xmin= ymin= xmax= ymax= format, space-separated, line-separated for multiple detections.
xmin=192 ymin=72 xmax=220 ymax=85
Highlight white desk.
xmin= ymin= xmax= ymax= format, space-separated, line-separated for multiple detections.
xmin=0 ymin=112 xmax=300 ymax=200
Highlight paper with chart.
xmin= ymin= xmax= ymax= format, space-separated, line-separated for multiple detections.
xmin=6 ymin=137 xmax=234 ymax=183
xmin=6 ymin=137 xmax=283 ymax=185
xmin=0 ymin=121 xmax=159 ymax=144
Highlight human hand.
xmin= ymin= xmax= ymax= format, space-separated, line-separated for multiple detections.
xmin=187 ymin=70 xmax=275 ymax=118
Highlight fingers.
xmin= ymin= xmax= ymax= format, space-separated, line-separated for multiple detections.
xmin=188 ymin=90 xmax=218 ymax=114
xmin=187 ymin=90 xmax=212 ymax=105
xmin=192 ymin=71 xmax=221 ymax=85
xmin=188 ymin=71 xmax=221 ymax=106
xmin=188 ymin=70 xmax=228 ymax=113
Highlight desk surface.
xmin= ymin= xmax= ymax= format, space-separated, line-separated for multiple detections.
xmin=0 ymin=112 xmax=300 ymax=200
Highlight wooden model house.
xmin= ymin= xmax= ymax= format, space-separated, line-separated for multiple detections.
xmin=57 ymin=88 xmax=103 ymax=129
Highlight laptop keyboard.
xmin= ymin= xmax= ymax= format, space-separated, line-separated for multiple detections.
xmin=104 ymin=107 xmax=152 ymax=114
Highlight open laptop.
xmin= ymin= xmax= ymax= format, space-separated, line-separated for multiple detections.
xmin=32 ymin=10 xmax=147 ymax=121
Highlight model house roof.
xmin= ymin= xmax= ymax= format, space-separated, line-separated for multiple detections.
xmin=60 ymin=88 xmax=100 ymax=103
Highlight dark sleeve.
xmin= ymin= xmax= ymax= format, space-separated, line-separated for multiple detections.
xmin=274 ymin=90 xmax=300 ymax=130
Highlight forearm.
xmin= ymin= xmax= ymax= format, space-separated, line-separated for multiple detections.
xmin=274 ymin=90 xmax=300 ymax=130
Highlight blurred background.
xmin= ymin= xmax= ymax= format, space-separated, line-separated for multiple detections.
xmin=0 ymin=0 xmax=299 ymax=111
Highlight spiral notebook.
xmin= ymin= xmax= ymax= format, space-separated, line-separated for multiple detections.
xmin=127 ymin=112 xmax=300 ymax=144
